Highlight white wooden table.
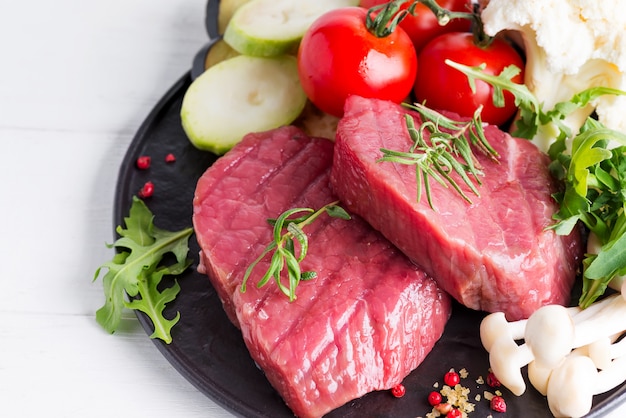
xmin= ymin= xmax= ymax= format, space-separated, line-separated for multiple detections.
xmin=1 ymin=1 xmax=624 ymax=417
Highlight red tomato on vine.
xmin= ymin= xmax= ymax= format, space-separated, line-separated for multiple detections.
xmin=414 ymin=32 xmax=524 ymax=126
xmin=359 ymin=0 xmax=472 ymax=52
xmin=297 ymin=7 xmax=417 ymax=117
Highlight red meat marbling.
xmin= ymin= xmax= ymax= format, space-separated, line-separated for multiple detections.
xmin=193 ymin=125 xmax=451 ymax=418
xmin=330 ymin=96 xmax=583 ymax=321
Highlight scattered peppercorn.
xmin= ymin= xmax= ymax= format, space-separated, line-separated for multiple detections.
xmin=444 ymin=371 xmax=461 ymax=387
xmin=428 ymin=390 xmax=443 ymax=406
xmin=486 ymin=371 xmax=501 ymax=388
xmin=136 ymin=155 xmax=151 ymax=170
xmin=447 ymin=407 xmax=462 ymax=418
xmin=391 ymin=384 xmax=406 ymax=398
xmin=490 ymin=395 xmax=507 ymax=413
xmin=165 ymin=153 xmax=176 ymax=163
xmin=435 ymin=402 xmax=452 ymax=415
xmin=138 ymin=181 xmax=154 ymax=198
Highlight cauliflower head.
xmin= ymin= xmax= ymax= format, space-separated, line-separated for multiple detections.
xmin=480 ymin=0 xmax=626 ymax=151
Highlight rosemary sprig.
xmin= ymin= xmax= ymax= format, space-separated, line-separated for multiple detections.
xmin=378 ymin=103 xmax=499 ymax=209
xmin=240 ymin=201 xmax=351 ymax=301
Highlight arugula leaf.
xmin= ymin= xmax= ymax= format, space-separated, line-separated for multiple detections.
xmin=445 ymin=60 xmax=626 ymax=142
xmin=94 ymin=196 xmax=193 ymax=343
xmin=551 ymin=121 xmax=626 ymax=308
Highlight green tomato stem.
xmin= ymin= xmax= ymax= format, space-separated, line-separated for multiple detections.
xmin=365 ymin=0 xmax=486 ymax=44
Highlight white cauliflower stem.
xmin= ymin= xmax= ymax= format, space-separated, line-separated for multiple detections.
xmin=480 ymin=0 xmax=626 ymax=151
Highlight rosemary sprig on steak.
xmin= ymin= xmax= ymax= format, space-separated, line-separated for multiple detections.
xmin=241 ymin=201 xmax=351 ymax=301
xmin=378 ymin=103 xmax=499 ymax=208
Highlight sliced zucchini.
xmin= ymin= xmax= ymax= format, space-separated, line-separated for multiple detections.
xmin=181 ymin=54 xmax=307 ymax=154
xmin=223 ymin=0 xmax=360 ymax=57
xmin=204 ymin=39 xmax=240 ymax=69
xmin=218 ymin=0 xmax=251 ymax=33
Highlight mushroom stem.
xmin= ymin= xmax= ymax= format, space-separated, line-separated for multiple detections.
xmin=587 ymin=332 xmax=625 ymax=370
xmin=572 ymin=294 xmax=626 ymax=348
xmin=489 ymin=336 xmax=534 ymax=396
xmin=571 ymin=292 xmax=618 ymax=325
xmin=480 ymin=312 xmax=527 ymax=352
xmin=527 ymin=360 xmax=552 ymax=396
xmin=596 ymin=353 xmax=626 ymax=394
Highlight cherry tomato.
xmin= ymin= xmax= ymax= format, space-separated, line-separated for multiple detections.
xmin=298 ymin=7 xmax=417 ymax=117
xmin=414 ymin=32 xmax=524 ymax=126
xmin=359 ymin=0 xmax=472 ymax=52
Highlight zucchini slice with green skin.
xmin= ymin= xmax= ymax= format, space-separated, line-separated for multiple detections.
xmin=181 ymin=54 xmax=307 ymax=155
xmin=223 ymin=0 xmax=360 ymax=57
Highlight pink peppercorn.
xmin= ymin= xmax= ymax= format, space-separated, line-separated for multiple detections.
xmin=391 ymin=384 xmax=406 ymax=398
xmin=165 ymin=153 xmax=176 ymax=163
xmin=487 ymin=371 xmax=501 ymax=388
xmin=136 ymin=155 xmax=151 ymax=170
xmin=447 ymin=408 xmax=462 ymax=418
xmin=444 ymin=371 xmax=460 ymax=387
xmin=428 ymin=391 xmax=442 ymax=406
xmin=138 ymin=181 xmax=154 ymax=198
xmin=491 ymin=395 xmax=507 ymax=413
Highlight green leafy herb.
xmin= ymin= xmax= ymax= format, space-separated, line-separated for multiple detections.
xmin=241 ymin=201 xmax=351 ymax=301
xmin=445 ymin=59 xmax=626 ymax=141
xmin=93 ymin=196 xmax=193 ymax=343
xmin=378 ymin=102 xmax=499 ymax=209
xmin=549 ymin=119 xmax=626 ymax=307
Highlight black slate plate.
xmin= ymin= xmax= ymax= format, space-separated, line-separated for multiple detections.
xmin=114 ymin=72 xmax=626 ymax=418
xmin=112 ymin=2 xmax=626 ymax=417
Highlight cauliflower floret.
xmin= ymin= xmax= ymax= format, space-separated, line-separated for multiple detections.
xmin=480 ymin=0 xmax=626 ymax=151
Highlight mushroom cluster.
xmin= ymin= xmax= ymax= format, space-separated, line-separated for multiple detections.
xmin=480 ymin=292 xmax=626 ymax=417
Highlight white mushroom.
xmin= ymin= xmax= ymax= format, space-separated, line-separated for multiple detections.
xmin=571 ymin=294 xmax=626 ymax=348
xmin=485 ymin=305 xmax=578 ymax=396
xmin=481 ymin=293 xmax=626 ymax=399
xmin=528 ymin=346 xmax=590 ymax=396
xmin=480 ymin=312 xmax=527 ymax=353
xmin=587 ymin=333 xmax=625 ymax=370
xmin=547 ymin=355 xmax=597 ymax=417
xmin=571 ymin=292 xmax=620 ymax=325
xmin=547 ymin=353 xmax=626 ymax=418
xmin=527 ymin=360 xmax=553 ymax=396
xmin=488 ymin=335 xmax=534 ymax=395
xmin=525 ymin=305 xmax=576 ymax=368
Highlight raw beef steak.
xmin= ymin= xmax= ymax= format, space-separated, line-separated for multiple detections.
xmin=193 ymin=125 xmax=451 ymax=418
xmin=331 ymin=96 xmax=583 ymax=321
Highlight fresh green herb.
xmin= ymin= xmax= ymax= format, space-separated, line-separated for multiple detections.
xmin=447 ymin=59 xmax=626 ymax=308
xmin=94 ymin=196 xmax=193 ymax=343
xmin=241 ymin=201 xmax=351 ymax=301
xmin=548 ymin=119 xmax=626 ymax=307
xmin=445 ymin=59 xmax=626 ymax=141
xmin=378 ymin=102 xmax=499 ymax=209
